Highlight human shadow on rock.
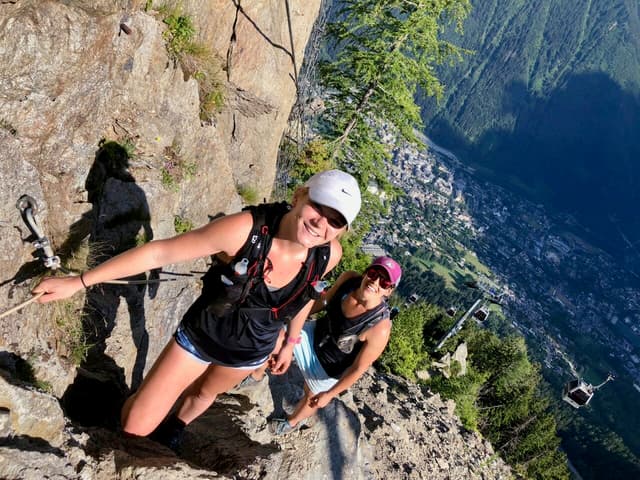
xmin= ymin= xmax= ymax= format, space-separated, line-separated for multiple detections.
xmin=61 ymin=140 xmax=156 ymax=429
xmin=178 ymin=394 xmax=279 ymax=475
xmin=266 ymin=363 xmax=363 ymax=480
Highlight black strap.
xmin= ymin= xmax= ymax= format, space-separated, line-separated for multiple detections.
xmin=338 ymin=302 xmax=389 ymax=337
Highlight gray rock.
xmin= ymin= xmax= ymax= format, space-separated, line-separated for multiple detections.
xmin=0 ymin=376 xmax=65 ymax=446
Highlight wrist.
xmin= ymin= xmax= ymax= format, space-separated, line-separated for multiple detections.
xmin=79 ymin=272 xmax=89 ymax=289
xmin=286 ymin=335 xmax=301 ymax=345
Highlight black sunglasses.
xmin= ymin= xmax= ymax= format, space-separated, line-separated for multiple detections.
xmin=365 ymin=267 xmax=394 ymax=289
xmin=308 ymin=200 xmax=348 ymax=229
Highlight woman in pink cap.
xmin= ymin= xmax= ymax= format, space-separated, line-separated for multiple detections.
xmin=33 ymin=169 xmax=361 ymax=450
xmin=269 ymin=256 xmax=401 ymax=435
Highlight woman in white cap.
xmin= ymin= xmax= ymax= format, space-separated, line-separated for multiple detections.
xmin=33 ymin=169 xmax=361 ymax=450
xmin=269 ymin=256 xmax=402 ymax=435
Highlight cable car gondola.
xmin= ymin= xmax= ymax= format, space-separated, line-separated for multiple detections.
xmin=473 ymin=304 xmax=490 ymax=322
xmin=562 ymin=373 xmax=614 ymax=409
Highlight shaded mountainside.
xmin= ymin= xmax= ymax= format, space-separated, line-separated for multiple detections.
xmin=420 ymin=0 xmax=640 ymax=264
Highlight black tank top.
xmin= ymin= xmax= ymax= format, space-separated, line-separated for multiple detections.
xmin=181 ymin=203 xmax=330 ymax=364
xmin=314 ymin=277 xmax=388 ymax=378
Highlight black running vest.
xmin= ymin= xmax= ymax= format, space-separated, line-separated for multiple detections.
xmin=314 ymin=276 xmax=389 ymax=378
xmin=181 ymin=202 xmax=331 ymax=365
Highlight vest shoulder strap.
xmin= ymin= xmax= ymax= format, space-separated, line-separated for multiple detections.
xmin=340 ymin=301 xmax=390 ymax=337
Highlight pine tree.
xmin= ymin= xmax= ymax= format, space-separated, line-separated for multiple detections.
xmin=319 ymin=0 xmax=471 ymax=188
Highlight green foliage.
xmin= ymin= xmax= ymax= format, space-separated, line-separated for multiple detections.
xmin=120 ymin=137 xmax=137 ymax=159
xmin=48 ymin=298 xmax=91 ymax=366
xmin=160 ymin=142 xmax=196 ymax=191
xmin=144 ymin=0 xmax=153 ymax=11
xmin=173 ymin=215 xmax=193 ymax=234
xmin=160 ymin=7 xmax=201 ymax=60
xmin=200 ymin=85 xmax=225 ymax=119
xmin=237 ymin=184 xmax=259 ymax=205
xmin=190 ymin=53 xmax=226 ymax=121
xmin=430 ymin=366 xmax=488 ymax=430
xmin=331 ymin=230 xmax=371 ymax=279
xmin=290 ymin=138 xmax=335 ymax=181
xmin=430 ymin=325 xmax=570 ymax=479
xmin=377 ymin=302 xmax=440 ymax=380
xmin=319 ymin=0 xmax=471 ymax=187
xmin=157 ymin=2 xmax=225 ymax=120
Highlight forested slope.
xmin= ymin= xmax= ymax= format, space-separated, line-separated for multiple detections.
xmin=420 ymin=0 xmax=640 ymax=262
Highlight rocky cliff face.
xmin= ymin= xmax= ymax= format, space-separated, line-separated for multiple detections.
xmin=2 ymin=366 xmax=511 ymax=479
xmin=0 ymin=1 xmax=511 ymax=478
xmin=0 ymin=0 xmax=319 ymax=394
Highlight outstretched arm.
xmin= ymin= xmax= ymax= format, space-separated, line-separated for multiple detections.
xmin=309 ymin=318 xmax=391 ymax=409
xmin=33 ymin=212 xmax=253 ymax=303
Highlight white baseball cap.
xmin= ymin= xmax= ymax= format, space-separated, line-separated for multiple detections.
xmin=305 ymin=169 xmax=361 ymax=228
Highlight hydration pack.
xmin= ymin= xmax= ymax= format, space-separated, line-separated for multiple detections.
xmin=331 ymin=303 xmax=389 ymax=353
xmin=201 ymin=202 xmax=330 ymax=323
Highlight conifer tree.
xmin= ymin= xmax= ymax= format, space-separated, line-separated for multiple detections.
xmin=319 ymin=0 xmax=471 ymax=190
xmin=308 ymin=0 xmax=471 ymax=272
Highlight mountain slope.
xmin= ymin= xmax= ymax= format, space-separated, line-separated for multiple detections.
xmin=421 ymin=0 xmax=640 ymax=263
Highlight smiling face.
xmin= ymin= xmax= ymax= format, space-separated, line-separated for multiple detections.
xmin=359 ymin=266 xmax=394 ymax=302
xmin=291 ymin=189 xmax=347 ymax=248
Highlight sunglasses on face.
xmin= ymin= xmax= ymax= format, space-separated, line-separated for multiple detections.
xmin=308 ymin=200 xmax=348 ymax=229
xmin=365 ymin=267 xmax=394 ymax=289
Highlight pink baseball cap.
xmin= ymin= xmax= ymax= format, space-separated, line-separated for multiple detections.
xmin=369 ymin=256 xmax=402 ymax=286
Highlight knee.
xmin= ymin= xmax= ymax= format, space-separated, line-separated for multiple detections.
xmin=120 ymin=394 xmax=155 ymax=437
xmin=183 ymin=379 xmax=218 ymax=403
xmin=190 ymin=387 xmax=218 ymax=406
xmin=122 ymin=415 xmax=155 ymax=437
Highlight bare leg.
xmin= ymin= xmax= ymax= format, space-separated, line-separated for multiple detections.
xmin=176 ymin=364 xmax=256 ymax=424
xmin=287 ymin=382 xmax=319 ymax=427
xmin=121 ymin=339 xmax=209 ymax=436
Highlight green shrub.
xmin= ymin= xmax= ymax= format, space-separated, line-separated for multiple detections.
xmin=377 ymin=303 xmax=438 ymax=380
xmin=121 ymin=138 xmax=137 ymax=159
xmin=237 ymin=184 xmax=259 ymax=205
xmin=174 ymin=215 xmax=194 ymax=234
xmin=292 ymin=139 xmax=334 ymax=180
xmin=156 ymin=2 xmax=226 ymax=120
xmin=184 ymin=51 xmax=225 ymax=121
xmin=201 ymin=86 xmax=225 ymax=120
xmin=430 ymin=367 xmax=488 ymax=430
xmin=45 ymin=297 xmax=91 ymax=366
xmin=161 ymin=9 xmax=199 ymax=60
xmin=160 ymin=142 xmax=197 ymax=191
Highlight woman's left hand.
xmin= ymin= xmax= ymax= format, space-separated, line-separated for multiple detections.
xmin=309 ymin=391 xmax=332 ymax=409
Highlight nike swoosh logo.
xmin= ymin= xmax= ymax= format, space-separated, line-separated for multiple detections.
xmin=341 ymin=188 xmax=352 ymax=196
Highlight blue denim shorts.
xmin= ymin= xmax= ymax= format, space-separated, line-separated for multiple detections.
xmin=174 ymin=325 xmax=268 ymax=370
xmin=293 ymin=321 xmax=339 ymax=394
